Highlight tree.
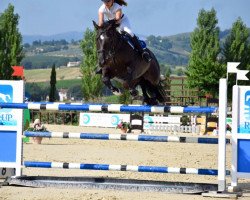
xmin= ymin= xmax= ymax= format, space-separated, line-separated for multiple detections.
xmin=222 ymin=18 xmax=250 ymax=69
xmin=80 ymin=28 xmax=102 ymax=101
xmin=25 ymin=83 xmax=49 ymax=102
xmin=67 ymin=85 xmax=83 ymax=101
xmin=0 ymin=4 xmax=23 ymax=80
xmin=186 ymin=8 xmax=224 ymax=97
xmin=222 ymin=18 xmax=250 ymax=99
xmin=164 ymin=66 xmax=171 ymax=104
xmin=49 ymin=64 xmax=58 ymax=102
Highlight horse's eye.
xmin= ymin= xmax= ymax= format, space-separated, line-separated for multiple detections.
xmin=100 ymin=35 xmax=104 ymax=40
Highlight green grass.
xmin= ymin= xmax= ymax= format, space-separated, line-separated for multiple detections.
xmin=32 ymin=79 xmax=82 ymax=89
xmin=56 ymin=79 xmax=82 ymax=89
xmin=24 ymin=67 xmax=81 ymax=83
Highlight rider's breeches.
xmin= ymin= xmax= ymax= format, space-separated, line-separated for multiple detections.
xmin=117 ymin=15 xmax=134 ymax=37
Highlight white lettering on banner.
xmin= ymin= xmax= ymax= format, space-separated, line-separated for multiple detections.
xmin=0 ymin=114 xmax=13 ymax=121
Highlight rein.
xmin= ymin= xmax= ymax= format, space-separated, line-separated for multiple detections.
xmin=97 ymin=29 xmax=123 ymax=65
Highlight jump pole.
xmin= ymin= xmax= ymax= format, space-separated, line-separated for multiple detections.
xmin=23 ymin=161 xmax=231 ymax=176
xmin=24 ymin=131 xmax=231 ymax=144
xmin=0 ymin=103 xmax=217 ymax=114
xmin=218 ymin=78 xmax=227 ymax=192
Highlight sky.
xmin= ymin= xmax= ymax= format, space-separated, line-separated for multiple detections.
xmin=1 ymin=0 xmax=250 ymax=36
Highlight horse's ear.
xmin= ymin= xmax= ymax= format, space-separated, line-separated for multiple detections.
xmin=93 ymin=21 xmax=99 ymax=30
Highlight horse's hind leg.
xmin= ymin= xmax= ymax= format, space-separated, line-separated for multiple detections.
xmin=140 ymin=83 xmax=150 ymax=105
xmin=156 ymin=81 xmax=167 ymax=103
xmin=140 ymin=80 xmax=158 ymax=105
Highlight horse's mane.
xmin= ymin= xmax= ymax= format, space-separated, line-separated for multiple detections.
xmin=114 ymin=0 xmax=127 ymax=6
xmin=100 ymin=20 xmax=118 ymax=30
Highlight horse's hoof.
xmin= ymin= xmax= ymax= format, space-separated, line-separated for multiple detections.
xmin=130 ymin=89 xmax=139 ymax=97
xmin=113 ymin=89 xmax=122 ymax=96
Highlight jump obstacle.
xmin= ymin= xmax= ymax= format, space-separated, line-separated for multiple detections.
xmin=1 ymin=67 xmax=250 ymax=194
xmin=0 ymin=80 xmax=227 ymax=191
xmin=0 ymin=80 xmax=227 ymax=193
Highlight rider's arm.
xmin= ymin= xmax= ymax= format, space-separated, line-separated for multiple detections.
xmin=98 ymin=11 xmax=104 ymax=26
xmin=115 ymin=9 xmax=122 ymax=23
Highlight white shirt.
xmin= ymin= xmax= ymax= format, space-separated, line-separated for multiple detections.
xmin=99 ymin=3 xmax=122 ymax=21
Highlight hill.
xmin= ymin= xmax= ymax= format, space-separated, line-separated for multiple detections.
xmin=21 ymin=32 xmax=191 ymax=68
xmin=23 ymin=31 xmax=84 ymax=44
xmin=21 ymin=29 xmax=249 ymax=70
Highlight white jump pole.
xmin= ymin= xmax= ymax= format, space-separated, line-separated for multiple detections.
xmin=218 ymin=78 xmax=227 ymax=192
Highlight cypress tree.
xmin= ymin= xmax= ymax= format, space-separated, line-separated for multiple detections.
xmin=49 ymin=64 xmax=57 ymax=102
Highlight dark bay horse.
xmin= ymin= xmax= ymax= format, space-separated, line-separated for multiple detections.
xmin=93 ymin=20 xmax=166 ymax=105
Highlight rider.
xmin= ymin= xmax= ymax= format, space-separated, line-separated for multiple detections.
xmin=96 ymin=0 xmax=152 ymax=74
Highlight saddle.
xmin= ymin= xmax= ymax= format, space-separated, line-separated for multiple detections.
xmin=120 ymin=31 xmax=147 ymax=51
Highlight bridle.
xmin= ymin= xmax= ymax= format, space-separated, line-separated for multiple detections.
xmin=96 ymin=26 xmax=122 ymax=65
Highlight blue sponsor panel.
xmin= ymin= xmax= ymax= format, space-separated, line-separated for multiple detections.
xmin=0 ymin=131 xmax=17 ymax=162
xmin=237 ymin=139 xmax=250 ymax=173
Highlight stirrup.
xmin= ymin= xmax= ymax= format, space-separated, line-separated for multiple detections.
xmin=142 ymin=52 xmax=152 ymax=63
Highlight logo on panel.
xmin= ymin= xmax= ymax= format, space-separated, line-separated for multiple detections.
xmin=239 ymin=89 xmax=250 ymax=133
xmin=0 ymin=85 xmax=15 ymax=126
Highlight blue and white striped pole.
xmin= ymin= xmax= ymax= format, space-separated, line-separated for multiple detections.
xmin=24 ymin=131 xmax=231 ymax=144
xmin=24 ymin=161 xmax=230 ymax=176
xmin=0 ymin=103 xmax=217 ymax=113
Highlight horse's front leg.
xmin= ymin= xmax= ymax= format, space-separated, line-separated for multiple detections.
xmin=102 ymin=76 xmax=122 ymax=96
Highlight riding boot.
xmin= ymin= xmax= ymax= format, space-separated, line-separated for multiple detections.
xmin=131 ymin=36 xmax=152 ymax=63
xmin=95 ymin=67 xmax=102 ymax=75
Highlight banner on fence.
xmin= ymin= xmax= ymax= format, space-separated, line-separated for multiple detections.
xmin=79 ymin=113 xmax=181 ymax=128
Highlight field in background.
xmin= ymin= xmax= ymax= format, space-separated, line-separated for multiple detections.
xmin=24 ymin=67 xmax=209 ymax=106
xmin=24 ymin=67 xmax=81 ymax=83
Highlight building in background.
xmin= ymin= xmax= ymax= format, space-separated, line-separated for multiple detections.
xmin=67 ymin=61 xmax=81 ymax=67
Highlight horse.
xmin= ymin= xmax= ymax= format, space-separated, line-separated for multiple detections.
xmin=93 ymin=20 xmax=166 ymax=105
